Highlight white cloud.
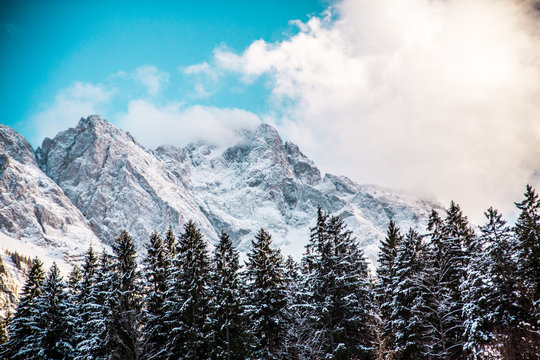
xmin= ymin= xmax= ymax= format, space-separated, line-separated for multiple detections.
xmin=116 ymin=99 xmax=261 ymax=149
xmin=213 ymin=0 xmax=540 ymax=220
xmin=30 ymin=82 xmax=115 ymax=145
xmin=183 ymin=62 xmax=212 ymax=75
xmin=132 ymin=65 xmax=169 ymax=95
xmin=181 ymin=62 xmax=219 ymax=98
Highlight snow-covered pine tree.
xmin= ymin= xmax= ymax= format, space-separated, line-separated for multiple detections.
xmin=141 ymin=231 xmax=173 ymax=360
xmin=0 ymin=257 xmax=45 ymax=360
xmin=104 ymin=230 xmax=141 ymax=360
xmin=282 ymin=255 xmax=305 ymax=360
xmin=462 ymin=207 xmax=518 ymax=359
xmin=164 ymin=220 xmax=212 ymax=360
xmin=511 ymin=185 xmax=540 ymax=358
xmin=208 ymin=230 xmax=253 ymax=360
xmin=164 ymin=227 xmax=177 ymax=258
xmin=327 ymin=215 xmax=375 ymax=360
xmin=302 ymin=209 xmax=376 ymax=360
xmin=300 ymin=207 xmax=331 ymax=359
xmin=376 ymin=220 xmax=403 ymax=360
xmin=244 ymin=228 xmax=289 ymax=360
xmin=419 ymin=209 xmax=461 ymax=359
xmin=77 ymin=251 xmax=114 ymax=360
xmin=74 ymin=247 xmax=102 ymax=360
xmin=390 ymin=228 xmax=425 ymax=360
xmin=66 ymin=265 xmax=83 ymax=359
xmin=24 ymin=262 xmax=74 ymax=359
xmin=421 ymin=204 xmax=474 ymax=359
xmin=68 ymin=265 xmax=82 ymax=297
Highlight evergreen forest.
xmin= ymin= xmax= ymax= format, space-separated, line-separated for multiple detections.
xmin=1 ymin=185 xmax=539 ymax=360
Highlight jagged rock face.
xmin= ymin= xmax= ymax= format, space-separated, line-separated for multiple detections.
xmin=156 ymin=124 xmax=437 ymax=261
xmin=0 ymin=124 xmax=98 ymax=255
xmin=36 ymin=115 xmax=216 ymax=245
xmin=34 ymin=115 xmax=439 ymax=264
xmin=0 ymin=124 xmax=37 ymax=166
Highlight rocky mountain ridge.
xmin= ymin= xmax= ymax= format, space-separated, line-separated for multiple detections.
xmin=33 ymin=115 xmax=438 ymax=263
xmin=1 ymin=115 xmax=441 ymax=274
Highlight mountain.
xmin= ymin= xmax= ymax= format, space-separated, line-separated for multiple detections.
xmin=0 ymin=114 xmax=440 ymax=314
xmin=35 ymin=115 xmax=438 ymax=264
xmin=0 ymin=124 xmax=99 ymax=254
xmin=36 ymin=115 xmax=216 ymax=245
xmin=0 ymin=124 xmax=101 ymax=316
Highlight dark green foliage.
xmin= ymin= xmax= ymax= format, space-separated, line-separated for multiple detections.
xmin=164 ymin=221 xmax=212 ymax=360
xmin=141 ymin=231 xmax=172 ymax=360
xmin=420 ymin=204 xmax=474 ymax=360
xmin=0 ymin=316 xmax=8 ymax=346
xmin=208 ymin=230 xmax=253 ymax=360
xmin=164 ymin=227 xmax=176 ymax=258
xmin=7 ymin=250 xmax=32 ymax=271
xmin=76 ymin=251 xmax=112 ymax=360
xmin=390 ymin=228 xmax=425 ymax=360
xmin=462 ymin=207 xmax=519 ymax=359
xmin=3 ymin=186 xmax=540 ymax=360
xmin=74 ymin=247 xmax=101 ymax=360
xmin=511 ymin=185 xmax=540 ymax=358
xmin=105 ymin=230 xmax=141 ymax=360
xmin=245 ymin=228 xmax=289 ymax=360
xmin=27 ymin=263 xmax=74 ymax=359
xmin=376 ymin=220 xmax=402 ymax=359
xmin=302 ymin=208 xmax=376 ymax=360
xmin=0 ymin=257 xmax=45 ymax=359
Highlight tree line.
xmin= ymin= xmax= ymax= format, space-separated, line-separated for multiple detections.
xmin=0 ymin=185 xmax=539 ymax=359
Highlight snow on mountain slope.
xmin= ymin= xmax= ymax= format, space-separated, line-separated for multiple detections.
xmin=0 ymin=124 xmax=99 ymax=256
xmin=0 ymin=124 xmax=102 ymax=313
xmin=36 ymin=115 xmax=216 ymax=246
xmin=155 ymin=124 xmax=438 ymax=263
xmin=33 ymin=115 xmax=439 ymax=265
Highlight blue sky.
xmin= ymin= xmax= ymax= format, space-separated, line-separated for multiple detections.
xmin=1 ymin=0 xmax=327 ymax=143
xmin=1 ymin=0 xmax=539 ymax=219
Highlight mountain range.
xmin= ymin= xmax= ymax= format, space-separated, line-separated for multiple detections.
xmin=0 ymin=114 xmax=439 ymax=314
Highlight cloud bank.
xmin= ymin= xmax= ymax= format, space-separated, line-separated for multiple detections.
xmin=214 ymin=0 xmax=540 ymax=220
xmin=116 ymin=100 xmax=261 ymax=148
xmin=27 ymin=0 xmax=540 ymax=221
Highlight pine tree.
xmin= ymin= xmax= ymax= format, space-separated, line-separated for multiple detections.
xmin=462 ymin=207 xmax=518 ymax=359
xmin=302 ymin=209 xmax=375 ymax=360
xmin=74 ymin=247 xmax=103 ymax=360
xmin=164 ymin=220 xmax=212 ymax=359
xmin=68 ymin=265 xmax=82 ymax=296
xmin=25 ymin=263 xmax=74 ymax=359
xmin=391 ymin=228 xmax=425 ymax=360
xmin=141 ymin=231 xmax=172 ymax=360
xmin=164 ymin=227 xmax=177 ymax=258
xmin=417 ymin=204 xmax=474 ymax=360
xmin=376 ymin=220 xmax=403 ymax=360
xmin=301 ymin=207 xmax=331 ymax=359
xmin=282 ymin=255 xmax=304 ymax=360
xmin=104 ymin=230 xmax=141 ymax=360
xmin=0 ymin=315 xmax=8 ymax=347
xmin=66 ymin=265 xmax=83 ymax=359
xmin=511 ymin=185 xmax=540 ymax=358
xmin=0 ymin=257 xmax=45 ymax=359
xmin=208 ymin=230 xmax=253 ymax=360
xmin=244 ymin=228 xmax=289 ymax=359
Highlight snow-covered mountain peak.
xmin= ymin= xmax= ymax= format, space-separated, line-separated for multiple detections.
xmin=36 ymin=115 xmax=217 ymax=246
xmin=0 ymin=124 xmax=100 ymax=276
xmin=3 ymin=115 xmax=440 ymax=268
xmin=0 ymin=123 xmax=37 ymax=166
